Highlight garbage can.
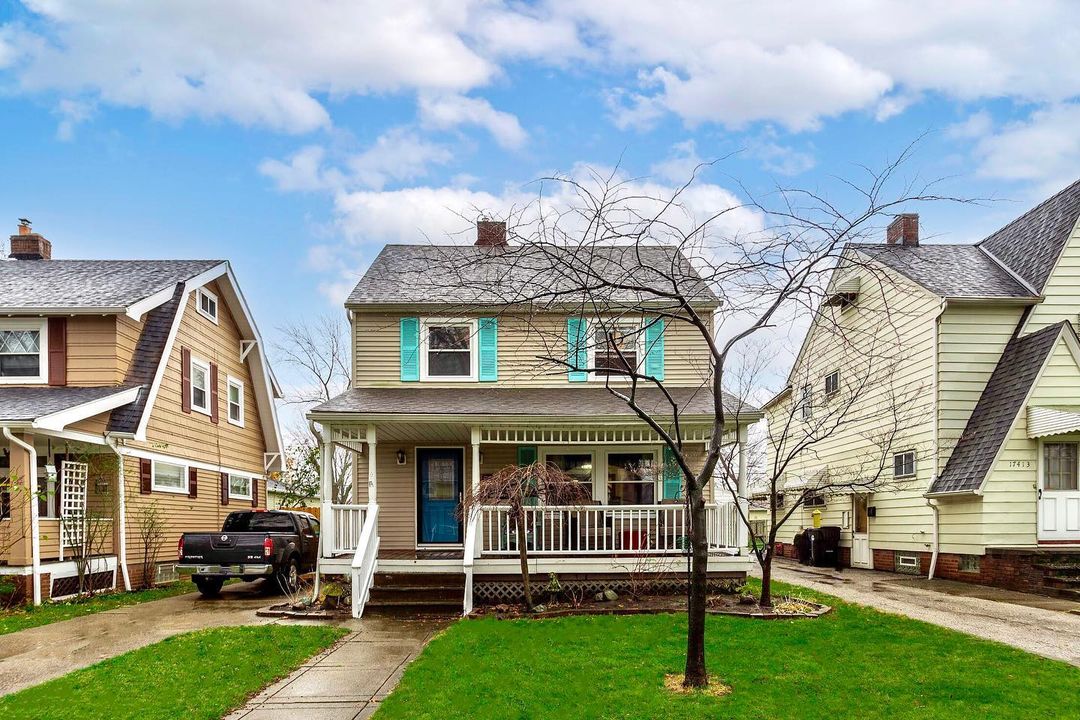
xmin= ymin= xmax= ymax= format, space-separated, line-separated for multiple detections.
xmin=808 ymin=526 xmax=842 ymax=568
xmin=793 ymin=530 xmax=811 ymax=565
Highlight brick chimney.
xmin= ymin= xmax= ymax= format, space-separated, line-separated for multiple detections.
xmin=886 ymin=214 xmax=919 ymax=247
xmin=9 ymin=219 xmax=52 ymax=260
xmin=475 ymin=219 xmax=507 ymax=247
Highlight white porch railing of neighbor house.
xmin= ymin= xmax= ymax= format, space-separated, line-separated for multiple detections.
xmin=462 ymin=508 xmax=480 ymax=616
xmin=331 ymin=504 xmax=366 ymax=556
xmin=478 ymin=503 xmax=743 ymax=557
xmin=350 ymin=504 xmax=380 ymax=619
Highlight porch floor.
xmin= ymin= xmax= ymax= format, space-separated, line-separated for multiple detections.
xmin=378 ymin=549 xmax=465 ymax=561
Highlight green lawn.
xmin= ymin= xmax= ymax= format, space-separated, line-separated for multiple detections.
xmin=0 ymin=581 xmax=201 ymax=636
xmin=0 ymin=625 xmax=346 ymax=720
xmin=375 ymin=580 xmax=1080 ymax=720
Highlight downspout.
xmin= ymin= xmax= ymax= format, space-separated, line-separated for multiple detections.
xmin=105 ymin=437 xmax=132 ymax=591
xmin=3 ymin=427 xmax=40 ymax=606
xmin=926 ymin=498 xmax=940 ymax=580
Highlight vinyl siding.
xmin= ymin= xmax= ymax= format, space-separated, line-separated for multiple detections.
xmin=765 ymin=262 xmax=939 ymax=554
xmin=1023 ymin=215 xmax=1080 ymax=332
xmin=353 ymin=310 xmax=712 ymax=389
xmin=66 ymin=315 xmax=124 ymax=386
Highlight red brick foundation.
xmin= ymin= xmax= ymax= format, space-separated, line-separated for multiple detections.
xmin=1 ymin=572 xmax=51 ymax=604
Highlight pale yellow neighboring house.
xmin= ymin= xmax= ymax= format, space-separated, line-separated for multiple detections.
xmin=765 ymin=180 xmax=1080 ymax=598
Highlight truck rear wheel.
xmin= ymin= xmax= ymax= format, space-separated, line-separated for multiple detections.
xmin=276 ymin=557 xmax=300 ymax=594
xmin=194 ymin=576 xmax=225 ymax=597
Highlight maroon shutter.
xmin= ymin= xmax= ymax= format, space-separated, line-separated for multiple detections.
xmin=251 ymin=479 xmax=258 ymax=508
xmin=181 ymin=347 xmax=191 ymax=414
xmin=139 ymin=458 xmax=152 ymax=494
xmin=220 ymin=472 xmax=229 ymax=505
xmin=188 ymin=468 xmax=198 ymax=499
xmin=210 ymin=362 xmax=219 ymax=424
xmin=47 ymin=317 xmax=67 ymax=386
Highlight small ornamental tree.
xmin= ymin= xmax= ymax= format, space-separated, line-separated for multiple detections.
xmin=460 ymin=461 xmax=591 ymax=610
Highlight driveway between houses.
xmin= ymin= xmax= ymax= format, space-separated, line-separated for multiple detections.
xmin=757 ymin=559 xmax=1080 ymax=667
xmin=226 ymin=616 xmax=447 ymax=720
xmin=0 ymin=581 xmax=273 ymax=695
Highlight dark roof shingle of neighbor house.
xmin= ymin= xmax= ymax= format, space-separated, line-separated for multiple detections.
xmin=849 ymin=243 xmax=1033 ymax=298
xmin=929 ymin=321 xmax=1068 ymax=494
xmin=0 ymin=259 xmax=221 ymax=309
xmin=346 ymin=244 xmax=717 ymax=306
xmin=311 ymin=386 xmax=760 ymax=419
xmin=0 ymin=385 xmax=139 ymax=423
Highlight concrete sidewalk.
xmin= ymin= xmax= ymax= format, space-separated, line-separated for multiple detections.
xmin=0 ymin=581 xmax=273 ymax=695
xmin=227 ymin=617 xmax=446 ymax=720
xmin=758 ymin=560 xmax=1080 ymax=667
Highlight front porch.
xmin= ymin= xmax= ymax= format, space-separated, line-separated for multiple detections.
xmin=312 ymin=418 xmax=753 ymax=617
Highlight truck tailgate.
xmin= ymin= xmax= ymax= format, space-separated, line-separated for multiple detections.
xmin=182 ymin=533 xmax=267 ymax=565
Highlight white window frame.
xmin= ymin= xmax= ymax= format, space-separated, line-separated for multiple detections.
xmin=604 ymin=446 xmax=662 ymax=505
xmin=799 ymin=384 xmax=813 ymax=420
xmin=0 ymin=318 xmax=48 ymax=385
xmin=893 ymin=449 xmax=917 ymax=479
xmin=540 ymin=447 xmax=598 ymax=500
xmin=587 ymin=318 xmax=646 ymax=382
xmin=419 ymin=318 xmax=478 ymax=382
xmin=228 ymin=473 xmax=253 ymax=500
xmin=190 ymin=356 xmax=211 ymax=416
xmin=824 ymin=370 xmax=840 ymax=397
xmin=226 ymin=376 xmax=244 ymax=427
xmin=151 ymin=459 xmax=188 ymax=494
xmin=196 ymin=287 xmax=219 ymax=324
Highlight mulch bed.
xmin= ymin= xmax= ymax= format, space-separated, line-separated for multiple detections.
xmin=469 ymin=594 xmax=831 ymax=620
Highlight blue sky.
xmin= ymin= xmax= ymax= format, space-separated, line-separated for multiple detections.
xmin=1 ymin=1 xmax=1079 ymax=407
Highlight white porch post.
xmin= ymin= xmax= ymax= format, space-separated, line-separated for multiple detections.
xmin=366 ymin=425 xmax=377 ymax=507
xmin=736 ymin=424 xmax=749 ymax=552
xmin=319 ymin=427 xmax=334 ymax=558
xmin=470 ymin=427 xmax=481 ymax=495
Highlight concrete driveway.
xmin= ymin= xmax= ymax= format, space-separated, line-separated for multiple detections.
xmin=757 ymin=559 xmax=1080 ymax=667
xmin=0 ymin=580 xmax=275 ymax=695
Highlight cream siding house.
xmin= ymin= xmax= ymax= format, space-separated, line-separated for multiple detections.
xmin=0 ymin=223 xmax=283 ymax=604
xmin=309 ymin=222 xmax=760 ymax=617
xmin=764 ymin=180 xmax=1080 ymax=597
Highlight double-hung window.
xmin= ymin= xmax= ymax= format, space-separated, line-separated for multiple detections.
xmin=0 ymin=319 xmax=47 ymax=384
xmin=152 ymin=461 xmax=187 ymax=493
xmin=824 ymin=370 xmax=840 ymax=397
xmin=592 ymin=322 xmax=641 ymax=377
xmin=893 ymin=450 xmax=916 ymax=479
xmin=227 ymin=377 xmax=244 ymax=426
xmin=421 ymin=320 xmax=476 ymax=380
xmin=196 ymin=288 xmax=219 ymax=323
xmin=228 ymin=474 xmax=253 ymax=500
xmin=190 ymin=357 xmax=211 ymax=415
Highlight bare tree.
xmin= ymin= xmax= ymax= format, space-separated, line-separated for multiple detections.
xmin=133 ymin=501 xmax=167 ymax=589
xmin=278 ymin=439 xmax=322 ymax=507
xmin=276 ymin=314 xmax=354 ymax=502
xmin=408 ymin=146 xmax=963 ymax=688
xmin=459 ymin=462 xmax=591 ymax=610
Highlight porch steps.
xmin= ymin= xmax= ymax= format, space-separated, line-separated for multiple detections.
xmin=1035 ymin=553 xmax=1080 ymax=600
xmin=364 ymin=572 xmax=465 ymax=615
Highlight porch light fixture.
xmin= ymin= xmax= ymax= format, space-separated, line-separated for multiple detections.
xmin=396 ymin=449 xmax=407 ymax=465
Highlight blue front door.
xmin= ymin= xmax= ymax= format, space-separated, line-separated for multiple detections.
xmin=417 ymin=448 xmax=463 ymax=544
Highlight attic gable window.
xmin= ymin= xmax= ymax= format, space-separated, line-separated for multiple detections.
xmin=824 ymin=370 xmax=840 ymax=397
xmin=190 ymin=356 xmax=211 ymax=415
xmin=0 ymin=319 xmax=47 ymax=384
xmin=826 ymin=276 xmax=861 ymax=311
xmin=420 ymin=319 xmax=477 ymax=381
xmin=196 ymin=287 xmax=219 ymax=324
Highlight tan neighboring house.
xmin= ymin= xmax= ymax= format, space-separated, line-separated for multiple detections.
xmin=308 ymin=221 xmax=760 ymax=617
xmin=0 ymin=222 xmax=282 ymax=604
xmin=764 ymin=179 xmax=1080 ymax=598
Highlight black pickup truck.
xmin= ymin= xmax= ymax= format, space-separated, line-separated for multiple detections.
xmin=178 ymin=510 xmax=320 ymax=597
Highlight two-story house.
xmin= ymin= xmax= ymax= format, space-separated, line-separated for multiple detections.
xmin=0 ymin=222 xmax=282 ymax=604
xmin=308 ymin=221 xmax=760 ymax=616
xmin=765 ymin=179 xmax=1080 ymax=598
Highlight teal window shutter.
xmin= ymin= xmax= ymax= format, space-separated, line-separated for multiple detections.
xmin=517 ymin=446 xmax=537 ymax=466
xmin=478 ymin=317 xmax=498 ymax=382
xmin=567 ymin=317 xmax=588 ymax=382
xmin=662 ymin=446 xmax=682 ymax=500
xmin=400 ymin=317 xmax=420 ymax=382
xmin=644 ymin=316 xmax=665 ymax=381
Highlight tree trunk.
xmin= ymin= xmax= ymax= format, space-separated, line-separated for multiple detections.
xmin=683 ymin=491 xmax=709 ymax=688
xmin=515 ymin=510 xmax=534 ymax=610
xmin=759 ymin=545 xmax=774 ymax=608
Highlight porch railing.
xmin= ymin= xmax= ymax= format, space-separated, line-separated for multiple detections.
xmin=331 ymin=504 xmax=366 ymax=555
xmin=350 ymin=504 xmax=380 ymax=619
xmin=478 ymin=503 xmax=744 ymax=557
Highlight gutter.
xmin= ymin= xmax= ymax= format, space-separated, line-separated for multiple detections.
xmin=2 ymin=427 xmax=40 ymax=605
xmin=926 ymin=497 xmax=940 ymax=580
xmin=105 ymin=436 xmax=132 ymax=591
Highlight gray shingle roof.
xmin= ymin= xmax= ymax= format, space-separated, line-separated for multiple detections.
xmin=979 ymin=179 xmax=1080 ymax=293
xmin=310 ymin=386 xmax=758 ymax=419
xmin=929 ymin=321 xmax=1066 ymax=494
xmin=0 ymin=259 xmax=221 ymax=309
xmin=0 ymin=385 xmax=139 ymax=422
xmin=346 ymin=244 xmax=718 ymax=306
xmin=108 ymin=283 xmax=186 ymax=434
xmin=850 ymin=244 xmax=1033 ymax=298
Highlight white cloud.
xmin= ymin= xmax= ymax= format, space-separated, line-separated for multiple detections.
xmin=970 ymin=103 xmax=1080 ymax=194
xmin=259 ymin=145 xmax=342 ymax=193
xmin=745 ymin=128 xmax=816 ymax=176
xmin=53 ymin=98 xmax=94 ymax=141
xmin=418 ymin=93 xmax=527 ymax=149
xmin=946 ymin=110 xmax=994 ymax=140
